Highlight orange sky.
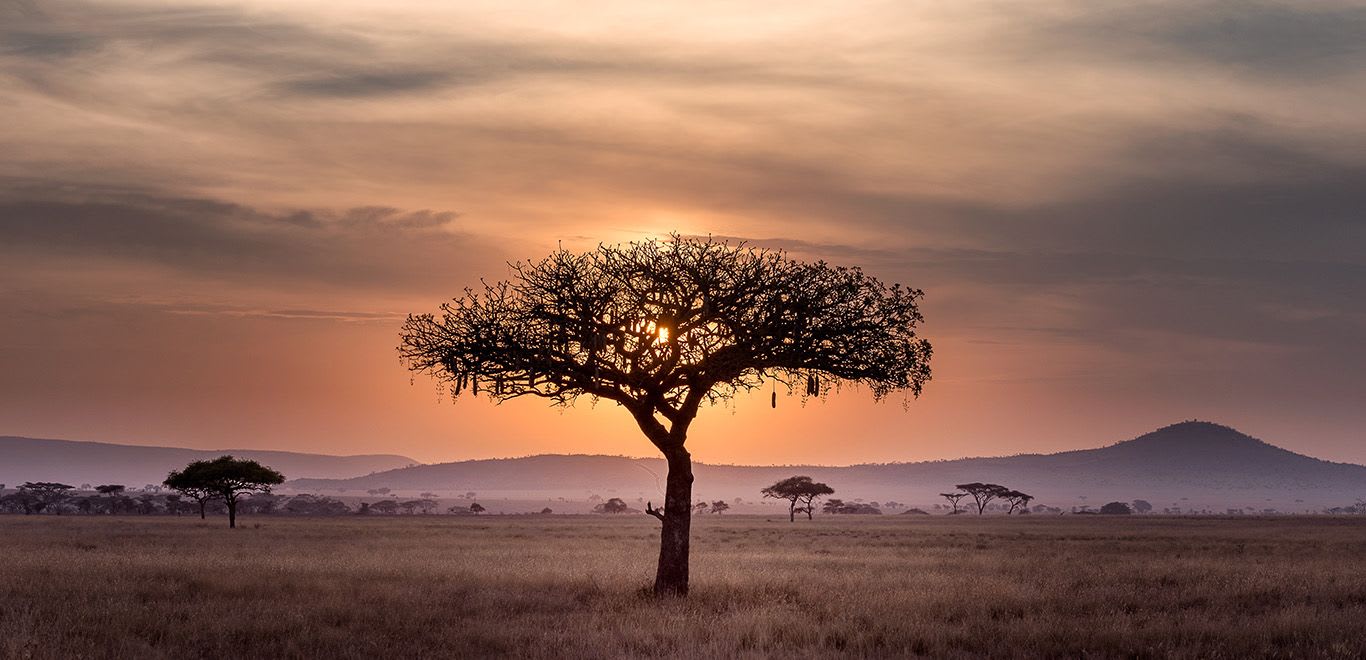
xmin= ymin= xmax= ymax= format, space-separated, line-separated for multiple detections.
xmin=2 ymin=0 xmax=1364 ymax=465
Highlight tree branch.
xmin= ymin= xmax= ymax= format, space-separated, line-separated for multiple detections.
xmin=645 ymin=501 xmax=666 ymax=521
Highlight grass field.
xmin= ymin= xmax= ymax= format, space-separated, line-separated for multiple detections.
xmin=2 ymin=514 xmax=1364 ymax=659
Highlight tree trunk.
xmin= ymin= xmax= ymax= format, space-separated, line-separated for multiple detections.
xmin=653 ymin=448 xmax=693 ymax=597
xmin=789 ymin=500 xmax=796 ymax=522
xmin=228 ymin=499 xmax=237 ymax=529
xmin=199 ymin=500 xmax=207 ymax=519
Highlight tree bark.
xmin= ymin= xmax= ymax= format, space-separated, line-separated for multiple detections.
xmin=789 ymin=500 xmax=797 ymax=522
xmin=653 ymin=448 xmax=693 ymax=597
xmin=199 ymin=500 xmax=207 ymax=519
xmin=228 ymin=499 xmax=237 ymax=529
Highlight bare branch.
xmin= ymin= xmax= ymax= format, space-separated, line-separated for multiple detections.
xmin=645 ymin=501 xmax=666 ymax=521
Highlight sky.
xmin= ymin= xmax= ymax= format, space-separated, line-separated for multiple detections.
xmin=1 ymin=0 xmax=1364 ymax=466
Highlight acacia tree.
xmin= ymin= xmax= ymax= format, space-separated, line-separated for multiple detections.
xmin=95 ymin=484 xmax=125 ymax=514
xmin=20 ymin=482 xmax=74 ymax=515
xmin=400 ymin=236 xmax=932 ymax=596
xmin=164 ymin=456 xmax=284 ymax=528
xmin=956 ymin=483 xmax=1009 ymax=515
xmin=1003 ymin=490 xmax=1034 ymax=514
xmin=940 ymin=491 xmax=968 ymax=514
xmin=761 ymin=476 xmax=836 ymax=522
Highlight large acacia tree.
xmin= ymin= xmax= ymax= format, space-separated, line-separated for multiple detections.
xmin=400 ymin=236 xmax=932 ymax=596
xmin=164 ymin=456 xmax=285 ymax=528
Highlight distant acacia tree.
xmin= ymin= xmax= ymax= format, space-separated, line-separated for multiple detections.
xmin=956 ymin=483 xmax=1009 ymax=515
xmin=95 ymin=484 xmax=125 ymax=514
xmin=1003 ymin=490 xmax=1034 ymax=514
xmin=1100 ymin=501 xmax=1133 ymax=515
xmin=762 ymin=476 xmax=835 ymax=522
xmin=401 ymin=236 xmax=932 ymax=595
xmin=469 ymin=502 xmax=486 ymax=515
xmin=693 ymin=501 xmax=710 ymax=515
xmin=164 ymin=456 xmax=284 ymax=528
xmin=20 ymin=482 xmax=74 ymax=515
xmin=940 ymin=492 xmax=968 ymax=514
xmin=165 ymin=480 xmax=217 ymax=520
xmin=823 ymin=499 xmax=882 ymax=514
xmin=1131 ymin=499 xmax=1153 ymax=514
xmin=595 ymin=497 xmax=631 ymax=514
xmin=0 ymin=490 xmax=41 ymax=514
xmin=709 ymin=500 xmax=729 ymax=514
xmin=540 ymin=507 xmax=554 ymax=514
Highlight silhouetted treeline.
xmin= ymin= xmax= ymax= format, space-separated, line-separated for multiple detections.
xmin=0 ymin=483 xmax=353 ymax=516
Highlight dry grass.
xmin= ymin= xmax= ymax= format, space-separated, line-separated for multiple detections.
xmin=2 ymin=514 xmax=1364 ymax=659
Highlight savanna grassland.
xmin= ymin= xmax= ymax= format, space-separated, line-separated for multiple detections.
xmin=2 ymin=514 xmax=1364 ymax=659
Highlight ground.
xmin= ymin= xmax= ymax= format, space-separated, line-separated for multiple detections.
xmin=1 ymin=514 xmax=1364 ymax=659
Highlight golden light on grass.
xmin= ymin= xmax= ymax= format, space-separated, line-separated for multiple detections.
xmin=4 ymin=515 xmax=1365 ymax=657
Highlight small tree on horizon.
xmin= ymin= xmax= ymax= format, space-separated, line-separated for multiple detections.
xmin=940 ymin=492 xmax=968 ymax=514
xmin=164 ymin=456 xmax=284 ymax=528
xmin=595 ymin=497 xmax=630 ymax=514
xmin=19 ymin=482 xmax=73 ymax=515
xmin=1004 ymin=490 xmax=1034 ymax=514
xmin=400 ymin=236 xmax=932 ymax=596
xmin=1100 ymin=501 xmax=1133 ymax=515
xmin=95 ymin=484 xmax=126 ymax=514
xmin=762 ymin=476 xmax=835 ymax=522
xmin=956 ymin=483 xmax=1010 ymax=515
xmin=470 ymin=502 xmax=486 ymax=515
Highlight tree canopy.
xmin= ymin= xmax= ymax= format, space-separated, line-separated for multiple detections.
xmin=762 ymin=475 xmax=836 ymax=522
xmin=164 ymin=456 xmax=284 ymax=528
xmin=400 ymin=236 xmax=932 ymax=447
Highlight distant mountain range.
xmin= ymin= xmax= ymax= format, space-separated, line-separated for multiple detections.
xmin=0 ymin=436 xmax=417 ymax=487
xmin=6 ymin=423 xmax=1363 ymax=510
xmin=287 ymin=422 xmax=1366 ymax=510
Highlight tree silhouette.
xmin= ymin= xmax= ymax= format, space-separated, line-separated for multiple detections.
xmin=164 ymin=456 xmax=284 ymax=528
xmin=940 ymin=491 xmax=968 ymax=514
xmin=20 ymin=482 xmax=73 ymax=515
xmin=469 ymin=502 xmax=486 ymax=515
xmin=956 ymin=483 xmax=1010 ymax=515
xmin=762 ymin=476 xmax=836 ymax=522
xmin=95 ymin=484 xmax=125 ymax=514
xmin=1100 ymin=501 xmax=1133 ymax=515
xmin=595 ymin=497 xmax=631 ymax=514
xmin=709 ymin=500 xmax=729 ymax=514
xmin=1003 ymin=490 xmax=1034 ymax=514
xmin=400 ymin=236 xmax=932 ymax=596
xmin=1131 ymin=499 xmax=1153 ymax=514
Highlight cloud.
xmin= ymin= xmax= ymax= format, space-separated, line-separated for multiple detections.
xmin=0 ymin=183 xmax=501 ymax=295
xmin=1034 ymin=1 xmax=1366 ymax=77
xmin=2 ymin=0 xmax=1366 ymax=459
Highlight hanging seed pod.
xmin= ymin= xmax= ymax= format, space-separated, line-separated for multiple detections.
xmin=771 ymin=391 xmax=777 ymax=409
xmin=472 ymin=374 xmax=479 ymax=395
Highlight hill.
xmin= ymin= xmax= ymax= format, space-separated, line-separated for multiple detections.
xmin=287 ymin=422 xmax=1366 ymax=510
xmin=0 ymin=436 xmax=418 ymax=487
